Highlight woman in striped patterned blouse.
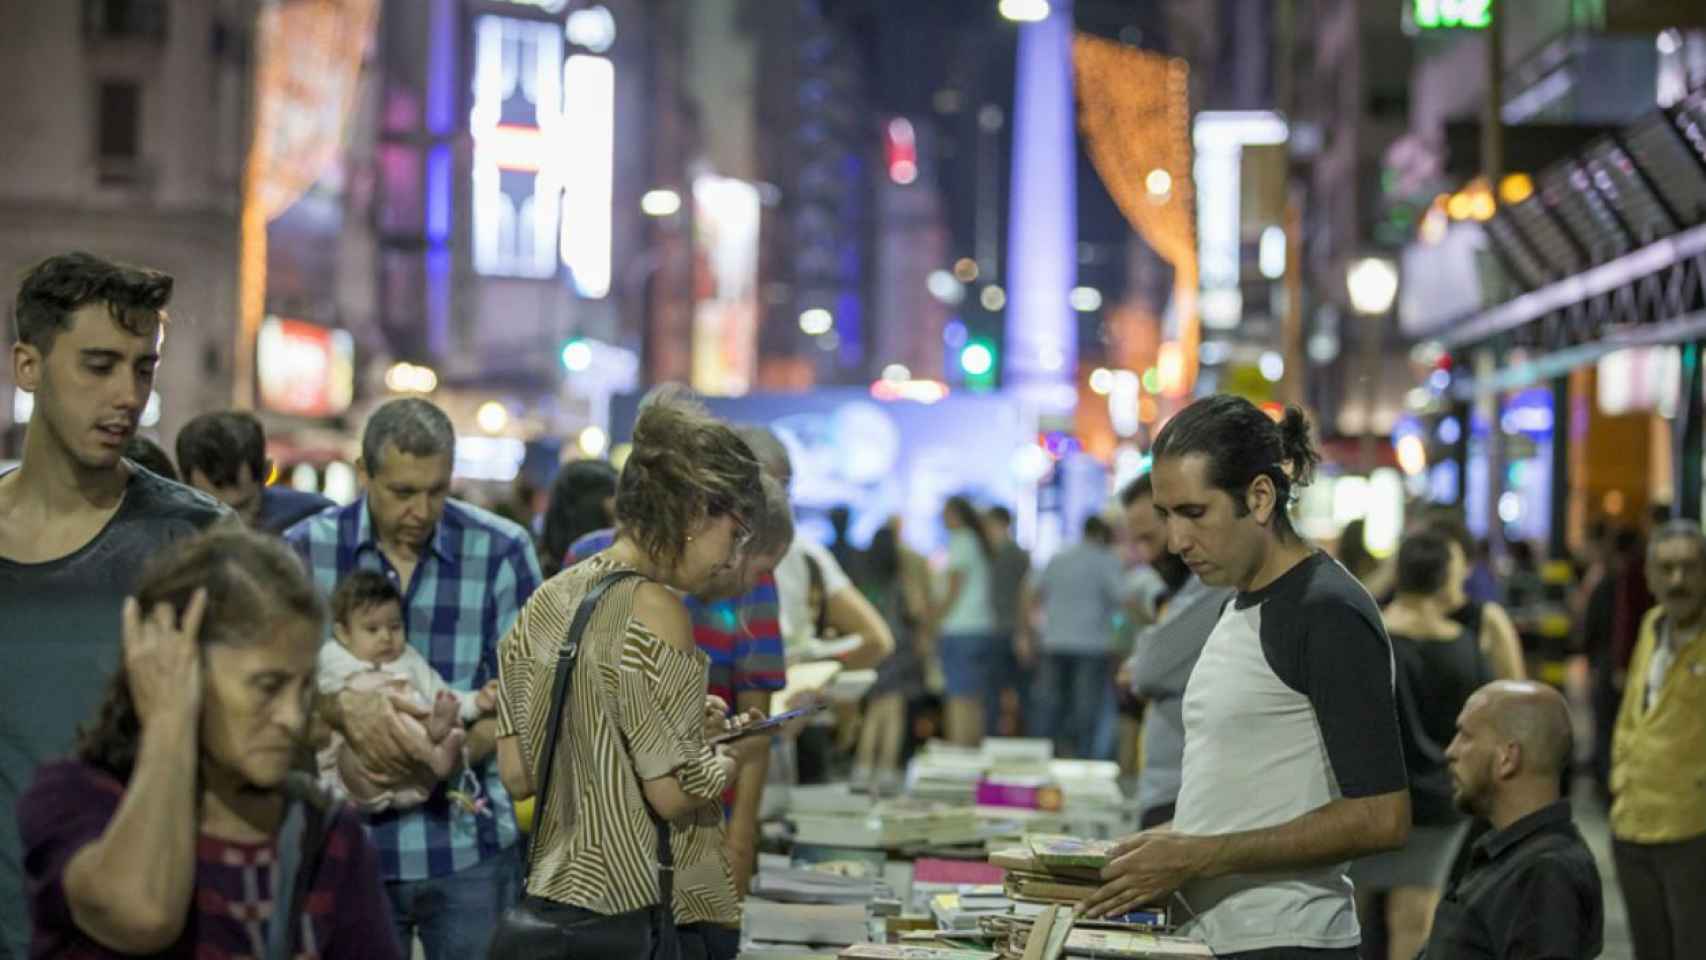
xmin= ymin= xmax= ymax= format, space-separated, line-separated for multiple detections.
xmin=496 ymin=388 xmax=772 ymax=960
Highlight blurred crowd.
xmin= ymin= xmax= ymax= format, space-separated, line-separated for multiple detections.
xmin=3 ymin=252 xmax=1702 ymax=960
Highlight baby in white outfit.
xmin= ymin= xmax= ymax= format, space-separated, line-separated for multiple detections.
xmin=317 ymin=570 xmax=498 ymax=810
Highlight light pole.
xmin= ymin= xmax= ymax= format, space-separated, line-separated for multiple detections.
xmin=1346 ymin=256 xmax=1399 ymax=474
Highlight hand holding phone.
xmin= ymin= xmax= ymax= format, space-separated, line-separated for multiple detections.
xmin=708 ymin=702 xmax=829 ymax=745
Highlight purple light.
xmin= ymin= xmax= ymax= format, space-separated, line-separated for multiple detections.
xmin=1004 ymin=0 xmax=1077 ymax=410
xmin=426 ymin=146 xmax=451 ymax=244
xmin=427 ymin=0 xmax=456 ymax=135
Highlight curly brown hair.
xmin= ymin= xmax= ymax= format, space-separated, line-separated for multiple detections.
xmin=614 ymin=386 xmax=763 ymax=569
xmin=76 ymin=530 xmax=325 ymax=781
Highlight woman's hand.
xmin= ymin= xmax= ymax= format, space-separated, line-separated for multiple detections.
xmin=123 ymin=591 xmax=207 ymax=729
xmin=719 ymin=731 xmax=771 ymax=769
xmin=702 ymin=695 xmax=732 ymax=740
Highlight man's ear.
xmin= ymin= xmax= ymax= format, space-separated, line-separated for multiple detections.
xmin=1494 ymin=740 xmax=1523 ymax=782
xmin=1246 ymin=474 xmax=1278 ymax=526
xmin=13 ymin=342 xmax=42 ymax=392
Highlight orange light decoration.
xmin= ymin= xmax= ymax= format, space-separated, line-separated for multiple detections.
xmin=1073 ymin=35 xmax=1198 ymax=397
xmin=237 ymin=0 xmax=381 ymax=407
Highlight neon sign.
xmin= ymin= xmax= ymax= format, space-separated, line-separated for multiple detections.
xmin=1413 ymin=0 xmax=1492 ymax=30
xmin=469 ymin=16 xmax=612 ymax=294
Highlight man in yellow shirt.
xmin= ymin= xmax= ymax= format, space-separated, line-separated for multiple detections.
xmin=1610 ymin=520 xmax=1706 ymax=960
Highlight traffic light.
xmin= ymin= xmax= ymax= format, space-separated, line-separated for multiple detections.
xmin=959 ymin=337 xmax=997 ymax=391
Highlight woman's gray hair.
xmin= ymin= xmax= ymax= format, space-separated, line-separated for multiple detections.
xmin=361 ymin=397 xmax=456 ymax=472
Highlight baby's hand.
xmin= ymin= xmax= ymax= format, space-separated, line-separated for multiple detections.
xmin=475 ymin=679 xmax=500 ymax=714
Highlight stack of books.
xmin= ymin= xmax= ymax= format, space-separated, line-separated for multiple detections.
xmin=989 ymin=836 xmax=1170 ymax=929
xmin=740 ymin=853 xmax=887 ymax=958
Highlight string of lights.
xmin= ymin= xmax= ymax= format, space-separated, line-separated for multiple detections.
xmin=1072 ymin=34 xmax=1199 ymax=398
xmin=237 ymin=0 xmax=381 ymax=406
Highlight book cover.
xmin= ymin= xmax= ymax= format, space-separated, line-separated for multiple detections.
xmin=1027 ymin=834 xmax=1117 ymax=871
xmin=839 ymin=946 xmax=1001 ymax=960
xmin=1061 ymin=929 xmax=1213 ymax=959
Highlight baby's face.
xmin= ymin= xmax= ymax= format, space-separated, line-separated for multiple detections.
xmin=338 ymin=601 xmax=406 ymax=665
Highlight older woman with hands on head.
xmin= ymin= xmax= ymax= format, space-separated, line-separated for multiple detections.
xmin=15 ymin=530 xmax=400 ymax=958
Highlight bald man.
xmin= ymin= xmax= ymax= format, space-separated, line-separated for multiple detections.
xmin=1418 ymin=681 xmax=1603 ymax=959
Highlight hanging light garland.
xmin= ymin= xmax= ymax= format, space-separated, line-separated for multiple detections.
xmin=237 ymin=0 xmax=381 ymax=407
xmin=1073 ymin=34 xmax=1199 ymax=397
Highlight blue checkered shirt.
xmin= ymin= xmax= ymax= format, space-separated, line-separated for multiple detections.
xmin=284 ymin=497 xmax=542 ymax=882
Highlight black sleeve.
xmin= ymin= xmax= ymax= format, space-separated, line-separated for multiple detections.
xmin=1265 ymin=595 xmax=1409 ymax=798
xmin=1488 ymin=856 xmax=1603 ymax=960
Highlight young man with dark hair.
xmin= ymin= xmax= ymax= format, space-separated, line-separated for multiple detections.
xmin=284 ymin=396 xmax=541 ymax=959
xmin=0 ymin=252 xmax=230 ymax=957
xmin=1418 ymin=680 xmax=1602 ymax=958
xmin=176 ymin=410 xmax=333 ymax=533
xmin=1088 ymin=395 xmax=1410 ymax=960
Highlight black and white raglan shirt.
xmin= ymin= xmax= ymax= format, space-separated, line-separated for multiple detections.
xmin=1173 ymin=551 xmax=1408 ymax=956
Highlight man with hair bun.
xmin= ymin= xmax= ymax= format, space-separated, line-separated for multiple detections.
xmin=1088 ymin=396 xmax=1410 ymax=960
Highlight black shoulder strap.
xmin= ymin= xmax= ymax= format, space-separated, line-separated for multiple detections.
xmin=523 ymin=570 xmax=647 ymax=894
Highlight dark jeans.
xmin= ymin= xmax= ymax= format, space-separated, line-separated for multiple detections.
xmin=388 ymin=843 xmax=522 ymax=960
xmin=1612 ymin=832 xmax=1706 ymax=960
xmin=1031 ymin=652 xmax=1109 ymax=759
xmin=679 ymin=922 xmax=741 ymax=960
xmin=984 ymin=632 xmax=1028 ymax=735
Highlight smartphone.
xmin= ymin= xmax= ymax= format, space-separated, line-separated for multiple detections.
xmin=709 ymin=702 xmax=829 ymax=745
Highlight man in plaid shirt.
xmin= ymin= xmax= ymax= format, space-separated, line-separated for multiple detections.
xmin=286 ymin=398 xmax=541 ymax=958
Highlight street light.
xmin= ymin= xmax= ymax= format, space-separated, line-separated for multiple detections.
xmin=640 ymin=188 xmax=681 ymax=217
xmin=998 ymin=0 xmax=1050 ymax=22
xmin=1346 ymin=256 xmax=1399 ymax=472
xmin=1346 ymin=257 xmax=1399 ymax=316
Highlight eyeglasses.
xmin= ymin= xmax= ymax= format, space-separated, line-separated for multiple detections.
xmin=730 ymin=515 xmax=756 ymax=560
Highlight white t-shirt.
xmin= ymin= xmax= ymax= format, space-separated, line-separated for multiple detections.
xmin=939 ymin=529 xmax=994 ymax=636
xmin=774 ymin=538 xmax=853 ymax=650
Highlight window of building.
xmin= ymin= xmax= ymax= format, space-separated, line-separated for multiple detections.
xmin=83 ymin=0 xmax=168 ymax=41
xmin=97 ymin=81 xmax=140 ymax=161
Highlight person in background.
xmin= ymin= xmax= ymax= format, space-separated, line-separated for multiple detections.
xmin=539 ymin=458 xmax=618 ymax=578
xmin=826 ymin=504 xmax=864 ymax=585
xmin=1117 ymin=472 xmax=1232 ymax=827
xmin=930 ymin=495 xmax=996 ymax=747
xmin=1088 ymin=397 xmax=1410 ymax=960
xmin=494 ymin=390 xmax=772 ymax=960
xmin=1585 ymin=526 xmax=1642 ymax=800
xmin=1026 ymin=515 xmax=1127 ymax=759
xmin=17 ymin=530 xmax=401 ymax=957
xmin=562 ymin=471 xmax=796 ymax=894
xmin=1335 ymin=517 xmax=1385 ymax=592
xmin=1417 ymin=681 xmax=1602 ymax=959
xmin=1609 ymin=520 xmax=1706 ymax=960
xmin=122 ymin=435 xmax=178 ymax=481
xmin=737 ymin=426 xmax=892 ymax=671
xmin=983 ymin=506 xmax=1032 ymax=738
xmin=1355 ymin=529 xmax=1511 ymax=960
xmin=0 ymin=252 xmax=231 ymax=957
xmin=853 ymin=519 xmax=931 ymax=793
xmin=284 ymin=397 xmax=541 ymax=959
xmin=1417 ymin=511 xmax=1527 ymax=684
xmin=176 ymin=411 xmax=335 ymax=534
